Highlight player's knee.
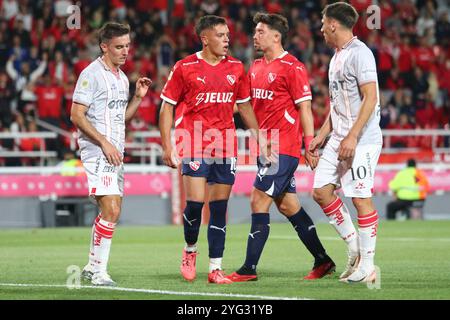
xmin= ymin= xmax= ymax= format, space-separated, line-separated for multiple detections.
xmin=250 ymin=190 xmax=269 ymax=212
xmin=352 ymin=197 xmax=372 ymax=212
xmin=312 ymin=188 xmax=327 ymax=205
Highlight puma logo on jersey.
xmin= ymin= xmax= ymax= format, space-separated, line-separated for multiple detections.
xmin=210 ymin=225 xmax=227 ymax=233
xmin=195 ymin=92 xmax=233 ymax=106
xmin=197 ymin=76 xmax=206 ymax=84
xmin=252 ymin=88 xmax=274 ymax=100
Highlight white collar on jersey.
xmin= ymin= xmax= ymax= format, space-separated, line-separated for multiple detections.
xmin=196 ymin=51 xmax=226 ymax=60
xmin=276 ymin=51 xmax=289 ymax=59
xmin=97 ymin=56 xmax=120 ymax=73
xmin=263 ymin=51 xmax=288 ymax=63
xmin=341 ymin=36 xmax=358 ymax=49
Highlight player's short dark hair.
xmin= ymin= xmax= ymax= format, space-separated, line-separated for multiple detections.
xmin=98 ymin=22 xmax=130 ymax=49
xmin=407 ymin=159 xmax=416 ymax=167
xmin=195 ymin=15 xmax=227 ymax=39
xmin=253 ymin=12 xmax=289 ymax=43
xmin=322 ymin=2 xmax=359 ymax=30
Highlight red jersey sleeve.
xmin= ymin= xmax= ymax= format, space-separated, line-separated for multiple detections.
xmin=160 ymin=61 xmax=184 ymax=106
xmin=235 ymin=63 xmax=251 ymax=104
xmin=287 ymin=63 xmax=312 ymax=105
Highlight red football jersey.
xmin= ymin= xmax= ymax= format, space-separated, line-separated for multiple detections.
xmin=161 ymin=52 xmax=250 ymax=158
xmin=249 ymin=51 xmax=312 ymax=158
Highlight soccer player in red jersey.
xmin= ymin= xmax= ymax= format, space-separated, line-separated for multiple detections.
xmin=159 ymin=15 xmax=260 ymax=284
xmin=227 ymin=13 xmax=335 ymax=282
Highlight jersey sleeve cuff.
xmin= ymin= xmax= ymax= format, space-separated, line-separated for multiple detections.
xmin=236 ymin=96 xmax=251 ymax=104
xmin=72 ymin=99 xmax=90 ymax=108
xmin=294 ymin=96 xmax=312 ymax=104
xmin=160 ymin=94 xmax=177 ymax=106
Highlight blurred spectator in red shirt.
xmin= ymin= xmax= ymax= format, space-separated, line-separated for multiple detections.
xmin=387 ymin=113 xmax=414 ymax=148
xmin=19 ymin=120 xmax=44 ymax=166
xmin=34 ymin=74 xmax=64 ymax=126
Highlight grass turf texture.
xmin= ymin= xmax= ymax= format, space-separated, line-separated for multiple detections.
xmin=0 ymin=220 xmax=449 ymax=300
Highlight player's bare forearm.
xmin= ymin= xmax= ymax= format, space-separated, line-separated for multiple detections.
xmin=158 ymin=101 xmax=175 ymax=150
xmin=237 ymin=101 xmax=259 ymax=139
xmin=298 ymin=100 xmax=314 ymax=137
xmin=317 ymin=113 xmax=332 ymax=140
xmin=125 ymin=95 xmax=142 ymax=123
xmin=71 ymin=102 xmax=109 ymax=147
xmin=347 ymin=82 xmax=378 ymax=139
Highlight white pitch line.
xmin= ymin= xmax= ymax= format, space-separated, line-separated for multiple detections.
xmin=271 ymin=236 xmax=450 ymax=242
xmin=0 ymin=283 xmax=311 ymax=300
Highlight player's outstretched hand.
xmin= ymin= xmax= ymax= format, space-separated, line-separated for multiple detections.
xmin=338 ymin=134 xmax=357 ymax=161
xmin=135 ymin=77 xmax=152 ymax=99
xmin=162 ymin=147 xmax=179 ymax=169
xmin=101 ymin=140 xmax=123 ymax=166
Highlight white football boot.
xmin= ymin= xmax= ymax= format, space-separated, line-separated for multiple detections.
xmin=91 ymin=271 xmax=117 ymax=287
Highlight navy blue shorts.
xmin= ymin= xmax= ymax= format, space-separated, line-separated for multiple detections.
xmin=181 ymin=158 xmax=237 ymax=185
xmin=253 ymin=155 xmax=299 ymax=198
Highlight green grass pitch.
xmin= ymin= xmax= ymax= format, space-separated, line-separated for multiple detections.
xmin=0 ymin=220 xmax=449 ymax=300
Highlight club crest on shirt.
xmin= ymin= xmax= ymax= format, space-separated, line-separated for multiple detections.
xmin=226 ymin=74 xmax=236 ymax=85
xmin=189 ymin=161 xmax=201 ymax=171
xmin=268 ymin=72 xmax=277 ymax=83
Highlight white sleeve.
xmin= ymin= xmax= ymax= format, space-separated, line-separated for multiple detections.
xmin=354 ymin=47 xmax=378 ymax=86
xmin=73 ymin=71 xmax=96 ymax=107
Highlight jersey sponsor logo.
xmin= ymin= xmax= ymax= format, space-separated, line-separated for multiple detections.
xmin=226 ymin=74 xmax=236 ymax=85
xmin=252 ymin=88 xmax=274 ymax=100
xmin=268 ymin=72 xmax=277 ymax=83
xmin=197 ymin=76 xmax=206 ymax=84
xmin=108 ymin=99 xmax=128 ymax=110
xmin=251 ymin=72 xmax=256 ymax=80
xmin=195 ymin=92 xmax=233 ymax=106
xmin=189 ymin=160 xmax=201 ymax=171
xmin=303 ymin=85 xmax=309 ymax=92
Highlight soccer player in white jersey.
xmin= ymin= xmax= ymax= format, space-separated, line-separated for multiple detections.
xmin=309 ymin=2 xmax=382 ymax=283
xmin=71 ymin=22 xmax=151 ymax=286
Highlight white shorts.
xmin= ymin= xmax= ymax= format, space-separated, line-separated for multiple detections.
xmin=82 ymin=155 xmax=124 ymax=197
xmin=313 ymin=136 xmax=381 ymax=198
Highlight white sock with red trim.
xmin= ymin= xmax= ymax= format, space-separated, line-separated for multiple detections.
xmin=322 ymin=197 xmax=358 ymax=254
xmin=357 ymin=210 xmax=378 ymax=271
xmin=88 ymin=213 xmax=102 ymax=268
xmin=91 ymin=217 xmax=116 ymax=272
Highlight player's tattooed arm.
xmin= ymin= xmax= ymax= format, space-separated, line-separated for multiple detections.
xmin=159 ymin=101 xmax=179 ymax=168
xmin=70 ymin=102 xmax=122 ymax=166
xmin=338 ymin=82 xmax=377 ymax=161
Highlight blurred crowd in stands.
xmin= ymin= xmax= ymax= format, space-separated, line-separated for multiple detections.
xmin=0 ymin=0 xmax=449 ymax=166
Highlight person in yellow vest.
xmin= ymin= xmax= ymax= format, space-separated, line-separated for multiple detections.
xmin=386 ymin=159 xmax=430 ymax=220
xmin=60 ymin=150 xmax=84 ymax=176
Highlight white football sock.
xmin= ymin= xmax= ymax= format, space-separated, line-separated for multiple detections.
xmin=358 ymin=211 xmax=378 ymax=271
xmin=322 ymin=197 xmax=359 ymax=254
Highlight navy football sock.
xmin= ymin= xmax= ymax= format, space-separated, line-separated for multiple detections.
xmin=288 ymin=208 xmax=330 ymax=264
xmin=183 ymin=201 xmax=204 ymax=246
xmin=207 ymin=200 xmax=228 ymax=258
xmin=243 ymin=213 xmax=270 ymax=272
